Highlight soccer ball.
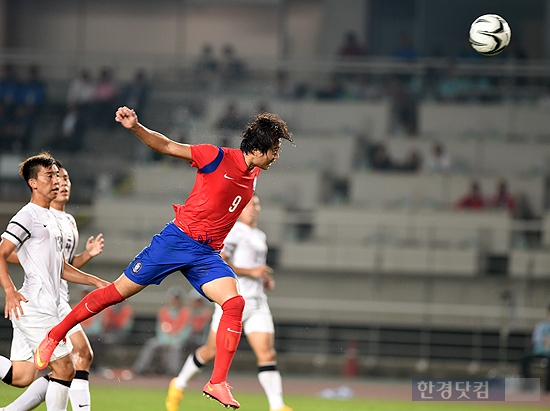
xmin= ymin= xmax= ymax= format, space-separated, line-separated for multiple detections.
xmin=469 ymin=14 xmax=511 ymax=56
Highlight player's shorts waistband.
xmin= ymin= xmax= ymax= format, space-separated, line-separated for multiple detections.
xmin=168 ymin=220 xmax=217 ymax=253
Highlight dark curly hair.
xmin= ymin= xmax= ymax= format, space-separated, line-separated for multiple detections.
xmin=240 ymin=112 xmax=294 ymax=154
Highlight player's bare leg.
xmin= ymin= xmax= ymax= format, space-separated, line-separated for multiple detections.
xmin=68 ymin=330 xmax=94 ymax=410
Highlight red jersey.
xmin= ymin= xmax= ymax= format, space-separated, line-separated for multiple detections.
xmin=173 ymin=144 xmax=260 ymax=251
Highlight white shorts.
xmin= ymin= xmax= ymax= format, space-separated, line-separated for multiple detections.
xmin=58 ymin=300 xmax=84 ymax=337
xmin=211 ymin=295 xmax=274 ymax=335
xmin=11 ymin=309 xmax=72 ymax=363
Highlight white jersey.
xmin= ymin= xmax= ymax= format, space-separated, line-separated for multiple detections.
xmin=1 ymin=202 xmax=64 ymax=316
xmin=222 ymin=221 xmax=267 ymax=300
xmin=50 ymin=208 xmax=79 ymax=304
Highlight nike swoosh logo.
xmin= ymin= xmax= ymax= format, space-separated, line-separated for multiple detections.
xmin=85 ymin=303 xmax=98 ymax=314
xmin=35 ymin=349 xmax=46 ymax=369
xmin=227 ymin=327 xmax=241 ymax=334
xmin=78 ymin=404 xmax=90 ymax=408
xmin=207 ymin=384 xmax=214 ymax=392
xmin=223 ymin=174 xmax=234 ymax=180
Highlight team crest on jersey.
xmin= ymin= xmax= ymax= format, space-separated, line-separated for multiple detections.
xmin=132 ymin=261 xmax=143 ymax=273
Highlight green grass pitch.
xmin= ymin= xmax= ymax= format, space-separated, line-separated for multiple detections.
xmin=0 ymin=384 xmax=544 ymax=411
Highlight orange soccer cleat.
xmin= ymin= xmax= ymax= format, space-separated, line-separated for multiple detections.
xmin=270 ymin=406 xmax=293 ymax=411
xmin=165 ymin=378 xmax=184 ymax=411
xmin=34 ymin=332 xmax=61 ymax=370
xmin=203 ymin=381 xmax=240 ymax=409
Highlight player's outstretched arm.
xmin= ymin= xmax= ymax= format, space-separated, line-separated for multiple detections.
xmin=72 ymin=233 xmax=104 ymax=269
xmin=0 ymin=238 xmax=28 ymax=320
xmin=115 ymin=106 xmax=192 ymax=161
xmin=62 ymin=261 xmax=110 ymax=289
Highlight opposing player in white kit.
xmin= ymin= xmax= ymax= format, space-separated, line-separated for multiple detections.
xmin=165 ymin=195 xmax=292 ymax=411
xmin=3 ymin=159 xmax=105 ymax=411
xmin=0 ymin=153 xmax=108 ymax=411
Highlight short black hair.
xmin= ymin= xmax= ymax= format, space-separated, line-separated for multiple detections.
xmin=19 ymin=151 xmax=56 ymax=191
xmin=240 ymin=112 xmax=294 ymax=155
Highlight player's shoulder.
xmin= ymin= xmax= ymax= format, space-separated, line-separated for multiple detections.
xmin=64 ymin=211 xmax=77 ymax=224
xmin=51 ymin=208 xmax=76 ymax=223
xmin=12 ymin=202 xmax=40 ymax=221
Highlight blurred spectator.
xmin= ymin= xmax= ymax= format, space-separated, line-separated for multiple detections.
xmin=132 ymin=287 xmax=211 ymax=376
xmin=454 ymin=181 xmax=484 ymax=210
xmin=194 ymin=43 xmax=220 ymax=90
xmin=0 ymin=63 xmax=20 ymax=122
xmin=119 ymin=69 xmax=149 ymax=115
xmin=385 ymin=75 xmax=417 ymax=137
xmin=398 ymin=149 xmax=423 ymax=173
xmin=392 ymin=33 xmax=419 ymax=62
xmin=93 ymin=67 xmax=119 ymax=128
xmin=425 ymin=143 xmax=452 ymax=173
xmin=519 ymin=304 xmax=550 ymax=392
xmin=0 ymin=104 xmax=9 ymax=150
xmin=353 ymin=134 xmax=375 ymax=170
xmin=186 ymin=289 xmax=213 ymax=351
xmin=90 ymin=300 xmax=134 ymax=369
xmin=214 ymin=102 xmax=247 ymax=146
xmin=46 ymin=105 xmax=86 ymax=153
xmin=7 ymin=64 xmax=47 ymax=152
xmin=337 ymin=31 xmax=366 ymax=59
xmin=67 ymin=69 xmax=95 ymax=109
xmin=487 ymin=179 xmax=515 ymax=213
xmin=19 ymin=65 xmax=46 ymax=115
xmin=437 ymin=62 xmax=472 ymax=102
xmin=3 ymin=105 xmax=34 ymax=153
xmin=370 ymin=143 xmax=395 ymax=171
xmin=220 ymin=44 xmax=247 ymax=85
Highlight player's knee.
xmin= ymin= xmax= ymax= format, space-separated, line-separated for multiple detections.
xmin=222 ymin=295 xmax=245 ymax=316
xmin=51 ymin=357 xmax=76 ymax=381
xmin=10 ymin=370 xmax=36 ymax=388
xmin=202 ymin=345 xmax=217 ymax=362
xmin=11 ymin=375 xmax=34 ymax=388
xmin=71 ymin=345 xmax=94 ymax=368
xmin=266 ymin=348 xmax=277 ymax=362
xmin=9 ymin=361 xmax=37 ymax=387
xmin=256 ymin=348 xmax=277 ymax=364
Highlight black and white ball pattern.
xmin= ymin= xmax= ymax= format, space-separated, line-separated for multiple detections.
xmin=469 ymin=14 xmax=511 ymax=56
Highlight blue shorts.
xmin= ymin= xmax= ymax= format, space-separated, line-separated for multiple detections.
xmin=123 ymin=221 xmax=236 ymax=300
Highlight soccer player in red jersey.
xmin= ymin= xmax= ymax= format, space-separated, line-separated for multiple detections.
xmin=35 ymin=106 xmax=293 ymax=409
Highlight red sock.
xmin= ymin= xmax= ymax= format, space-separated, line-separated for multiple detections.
xmin=210 ymin=295 xmax=245 ymax=384
xmin=49 ymin=283 xmax=124 ymax=342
